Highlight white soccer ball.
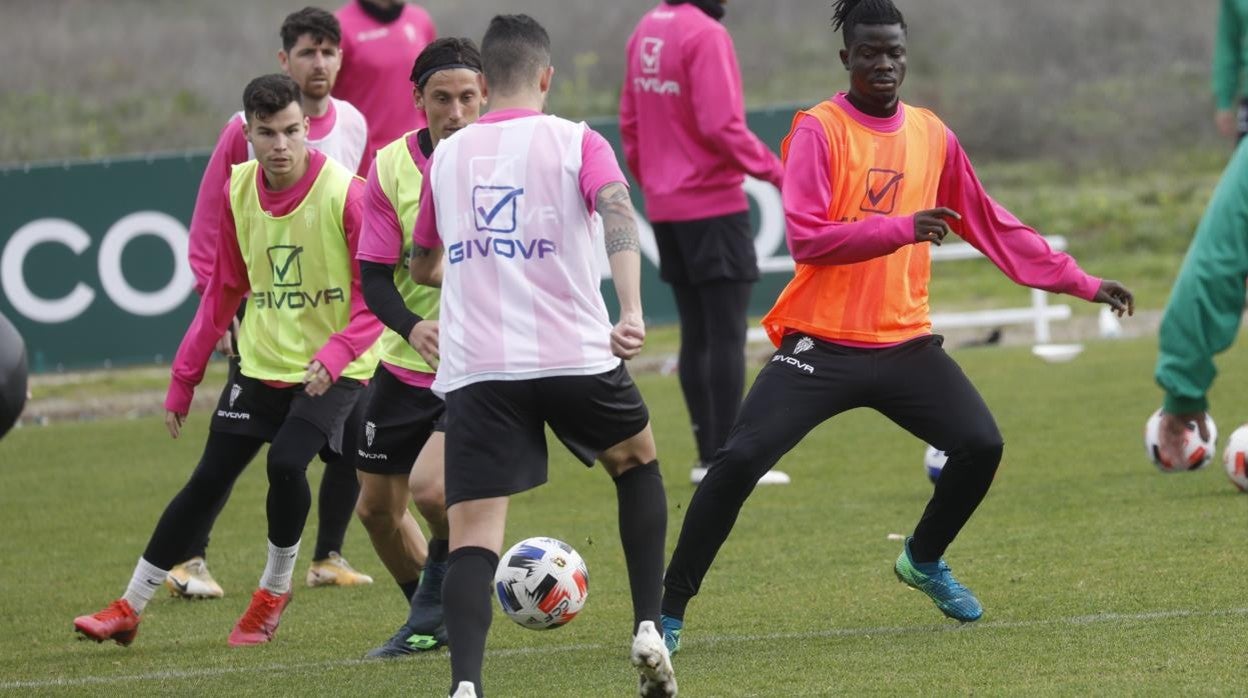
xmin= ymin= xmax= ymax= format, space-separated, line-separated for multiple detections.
xmin=494 ymin=536 xmax=589 ymax=630
xmin=923 ymin=445 xmax=947 ymax=484
xmin=1221 ymin=424 xmax=1248 ymax=492
xmin=1143 ymin=408 xmax=1217 ymax=472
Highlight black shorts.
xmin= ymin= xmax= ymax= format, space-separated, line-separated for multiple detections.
xmin=653 ymin=210 xmax=759 ymax=286
xmin=355 ymin=364 xmax=446 ymax=476
xmin=209 ymin=358 xmax=364 ymax=454
xmin=442 ymin=363 xmax=650 ymax=507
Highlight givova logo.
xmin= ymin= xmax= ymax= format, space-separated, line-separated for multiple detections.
xmin=450 ymin=156 xmax=558 ymax=265
xmin=860 ymin=169 xmax=904 ymax=215
xmin=472 ymin=186 xmax=525 ymax=234
xmin=267 ymin=245 xmax=304 ymax=287
xmin=254 ymin=244 xmax=345 ymax=310
xmin=640 ymin=37 xmax=663 ymax=75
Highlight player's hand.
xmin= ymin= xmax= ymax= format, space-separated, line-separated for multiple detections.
xmin=913 ymin=208 xmax=960 ymax=246
xmin=611 ymin=313 xmax=646 ymax=360
xmin=1158 ymin=410 xmax=1207 ymax=469
xmin=408 ymin=320 xmax=439 ymax=369
xmin=1216 ymin=109 xmax=1238 ymax=139
xmin=1093 ymin=280 xmax=1134 ymax=317
xmin=214 ymin=316 xmax=241 ymax=357
xmin=304 ymin=360 xmax=332 ymax=396
xmin=165 ymin=410 xmax=186 ymax=439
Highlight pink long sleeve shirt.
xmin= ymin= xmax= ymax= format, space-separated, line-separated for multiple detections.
xmin=166 ymin=150 xmax=381 ymax=414
xmin=619 ymin=2 xmax=784 ymax=222
xmin=334 ymin=1 xmax=436 ymax=176
xmin=782 ymin=93 xmax=1101 ymax=306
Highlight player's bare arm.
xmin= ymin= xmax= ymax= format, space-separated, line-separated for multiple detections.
xmin=409 ymin=244 xmax=444 ymax=288
xmin=597 ymin=182 xmax=645 ymax=359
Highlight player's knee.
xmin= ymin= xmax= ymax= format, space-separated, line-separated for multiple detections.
xmin=409 ymin=479 xmax=444 ymax=514
xmin=265 ymin=450 xmax=308 ymax=484
xmin=948 ymin=431 xmax=1004 ymax=472
xmin=354 ymin=496 xmax=396 ymax=533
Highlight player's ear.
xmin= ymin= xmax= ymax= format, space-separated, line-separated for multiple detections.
xmin=539 ymin=65 xmax=554 ymax=94
xmin=839 ymin=47 xmax=850 ymax=70
xmin=413 ymin=87 xmax=425 ymax=110
xmin=278 ymin=50 xmax=290 ymax=73
xmin=478 ymin=74 xmax=488 ymax=104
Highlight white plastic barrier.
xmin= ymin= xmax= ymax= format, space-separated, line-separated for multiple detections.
xmin=747 ymin=235 xmax=1071 ymax=344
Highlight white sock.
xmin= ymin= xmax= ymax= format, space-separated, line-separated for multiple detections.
xmin=122 ymin=557 xmax=168 ymax=615
xmin=259 ymin=539 xmax=300 ymax=594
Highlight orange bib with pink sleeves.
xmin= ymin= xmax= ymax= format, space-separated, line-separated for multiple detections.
xmin=763 ymin=100 xmax=948 ymax=346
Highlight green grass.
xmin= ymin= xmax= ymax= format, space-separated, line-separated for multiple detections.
xmin=3 ymin=334 xmax=1247 ymax=695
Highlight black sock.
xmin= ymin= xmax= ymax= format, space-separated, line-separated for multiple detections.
xmin=427 ymin=537 xmax=449 ymax=564
xmin=444 ymin=546 xmax=498 ymax=697
xmin=400 ymin=579 xmax=420 ymax=602
xmin=614 ymin=460 xmax=667 ymax=631
xmin=314 ymin=453 xmax=360 ymax=560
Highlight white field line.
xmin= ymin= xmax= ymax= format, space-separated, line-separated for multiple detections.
xmin=4 ymin=606 xmax=1246 ymax=691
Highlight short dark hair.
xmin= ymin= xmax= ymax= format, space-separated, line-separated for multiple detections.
xmin=832 ymin=0 xmax=906 ymax=47
xmin=480 ymin=14 xmax=551 ymax=96
xmin=280 ymin=6 xmax=341 ymax=54
xmin=243 ymin=73 xmax=302 ymax=122
xmin=410 ymin=37 xmax=483 ymax=91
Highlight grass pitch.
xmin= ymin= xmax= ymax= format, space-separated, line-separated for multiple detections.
xmin=1 ymin=334 xmax=1245 ymax=696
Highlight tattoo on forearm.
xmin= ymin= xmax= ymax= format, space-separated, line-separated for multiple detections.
xmin=597 ymin=183 xmax=641 ymax=258
xmin=605 ymin=226 xmax=641 ymax=256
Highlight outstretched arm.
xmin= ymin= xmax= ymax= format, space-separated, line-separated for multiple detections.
xmin=597 ymin=182 xmax=645 ymax=360
xmin=937 ymin=128 xmax=1125 ymax=304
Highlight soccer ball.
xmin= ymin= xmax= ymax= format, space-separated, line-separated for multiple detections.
xmin=1221 ymin=425 xmax=1248 ymax=492
xmin=494 ymin=536 xmax=589 ymax=630
xmin=0 ymin=312 xmax=28 ymax=440
xmin=923 ymin=445 xmax=947 ymax=484
xmin=1143 ymin=408 xmax=1217 ymax=472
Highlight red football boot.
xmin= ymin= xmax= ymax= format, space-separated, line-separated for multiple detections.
xmin=228 ymin=588 xmax=292 ymax=646
xmin=74 ymin=599 xmax=141 ymax=646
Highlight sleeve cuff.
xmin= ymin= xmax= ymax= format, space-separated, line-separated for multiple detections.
xmin=164 ymin=380 xmax=194 ymax=414
xmin=397 ymin=314 xmax=420 ymax=342
xmin=1072 ymin=275 xmax=1102 ymax=302
xmin=1163 ymin=393 xmax=1208 ymax=416
xmin=313 ymin=341 xmax=354 ymax=382
xmin=889 ymin=215 xmax=916 ymax=247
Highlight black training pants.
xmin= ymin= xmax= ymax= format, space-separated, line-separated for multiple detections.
xmin=663 ymin=333 xmax=1004 ymax=616
xmin=143 ymin=419 xmax=329 ymax=568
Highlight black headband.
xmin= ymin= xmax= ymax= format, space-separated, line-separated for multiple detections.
xmin=416 ymin=63 xmax=480 ymax=89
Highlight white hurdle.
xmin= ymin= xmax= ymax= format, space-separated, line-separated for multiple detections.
xmin=748 ymin=235 xmax=1071 ymax=345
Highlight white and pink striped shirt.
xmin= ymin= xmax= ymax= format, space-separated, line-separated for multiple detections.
xmin=412 ymin=109 xmax=627 ymax=394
